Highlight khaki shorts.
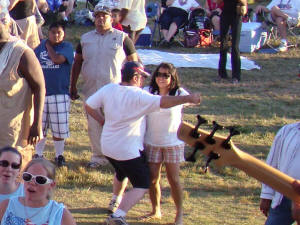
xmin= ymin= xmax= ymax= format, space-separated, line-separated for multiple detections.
xmin=145 ymin=143 xmax=185 ymax=164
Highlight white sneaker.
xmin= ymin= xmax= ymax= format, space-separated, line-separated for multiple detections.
xmin=108 ymin=199 xmax=120 ymax=213
xmin=287 ymin=17 xmax=298 ymax=27
xmin=277 ymin=41 xmax=288 ymax=52
xmin=106 ymin=215 xmax=128 ymax=225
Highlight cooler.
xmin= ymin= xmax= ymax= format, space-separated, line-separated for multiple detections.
xmin=135 ymin=26 xmax=152 ymax=47
xmin=239 ymin=22 xmax=267 ymax=53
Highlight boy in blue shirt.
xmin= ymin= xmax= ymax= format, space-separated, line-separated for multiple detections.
xmin=34 ymin=22 xmax=74 ymax=167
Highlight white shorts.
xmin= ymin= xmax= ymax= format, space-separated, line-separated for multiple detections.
xmin=42 ymin=94 xmax=70 ymax=138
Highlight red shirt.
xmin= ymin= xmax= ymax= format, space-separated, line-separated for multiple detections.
xmin=113 ymin=23 xmax=123 ymax=31
xmin=207 ymin=0 xmax=224 ymax=11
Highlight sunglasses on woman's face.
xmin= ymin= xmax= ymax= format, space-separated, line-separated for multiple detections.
xmin=0 ymin=160 xmax=21 ymax=170
xmin=22 ymin=172 xmax=53 ymax=185
xmin=156 ymin=72 xmax=171 ymax=79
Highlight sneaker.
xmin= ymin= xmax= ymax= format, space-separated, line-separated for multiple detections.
xmin=32 ymin=154 xmax=43 ymax=159
xmin=106 ymin=215 xmax=128 ymax=225
xmin=277 ymin=41 xmax=288 ymax=52
xmin=287 ymin=17 xmax=298 ymax=27
xmin=87 ymin=158 xmax=109 ymax=168
xmin=108 ymin=199 xmax=120 ymax=213
xmin=55 ymin=155 xmax=66 ymax=167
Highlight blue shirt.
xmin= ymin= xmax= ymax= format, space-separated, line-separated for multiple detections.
xmin=46 ymin=0 xmax=62 ymax=12
xmin=0 ymin=183 xmax=24 ymax=203
xmin=35 ymin=40 xmax=74 ymax=96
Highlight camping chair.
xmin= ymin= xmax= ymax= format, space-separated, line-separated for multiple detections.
xmin=146 ymin=2 xmax=161 ymax=47
xmin=257 ymin=11 xmax=300 ymax=50
xmin=85 ymin=0 xmax=99 ymax=11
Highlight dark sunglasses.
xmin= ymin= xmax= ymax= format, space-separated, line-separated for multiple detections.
xmin=0 ymin=160 xmax=21 ymax=170
xmin=156 ymin=72 xmax=171 ymax=79
xmin=22 ymin=172 xmax=53 ymax=185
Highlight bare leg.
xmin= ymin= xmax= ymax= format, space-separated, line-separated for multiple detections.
xmin=271 ymin=6 xmax=288 ymax=40
xmin=65 ymin=0 xmax=74 ymax=18
xmin=113 ymin=174 xmax=128 ymax=197
xmin=118 ymin=188 xmax=148 ymax=213
xmin=148 ymin=163 xmax=162 ymax=218
xmin=212 ymin=16 xmax=220 ymax=32
xmin=165 ymin=22 xmax=178 ymax=42
xmin=165 ymin=162 xmax=183 ymax=225
xmin=161 ymin=29 xmax=168 ymax=40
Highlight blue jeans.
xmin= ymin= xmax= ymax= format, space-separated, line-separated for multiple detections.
xmin=265 ymin=197 xmax=295 ymax=225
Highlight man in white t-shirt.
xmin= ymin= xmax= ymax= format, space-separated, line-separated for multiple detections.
xmin=119 ymin=0 xmax=147 ymax=44
xmin=255 ymin=0 xmax=300 ymax=52
xmin=85 ymin=61 xmax=201 ymax=225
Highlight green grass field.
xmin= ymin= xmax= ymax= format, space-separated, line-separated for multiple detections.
xmin=40 ymin=1 xmax=300 ymax=224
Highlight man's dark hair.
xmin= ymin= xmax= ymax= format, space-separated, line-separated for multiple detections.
xmin=112 ymin=8 xmax=121 ymax=14
xmin=49 ymin=21 xmax=66 ymax=31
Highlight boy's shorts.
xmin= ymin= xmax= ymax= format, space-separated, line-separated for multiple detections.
xmin=42 ymin=94 xmax=70 ymax=138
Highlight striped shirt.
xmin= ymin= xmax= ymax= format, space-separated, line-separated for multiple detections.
xmin=260 ymin=122 xmax=300 ymax=208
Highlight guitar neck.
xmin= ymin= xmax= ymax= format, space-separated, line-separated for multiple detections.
xmin=177 ymin=121 xmax=300 ymax=202
xmin=232 ymin=148 xmax=300 ymax=202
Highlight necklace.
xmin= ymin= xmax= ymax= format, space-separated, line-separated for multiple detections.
xmin=23 ymin=198 xmax=49 ymax=223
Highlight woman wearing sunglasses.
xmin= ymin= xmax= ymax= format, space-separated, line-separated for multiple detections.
xmin=143 ymin=62 xmax=190 ymax=225
xmin=0 ymin=147 xmax=24 ymax=203
xmin=0 ymin=158 xmax=76 ymax=224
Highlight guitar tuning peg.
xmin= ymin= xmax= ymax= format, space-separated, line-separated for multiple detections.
xmin=222 ymin=126 xmax=240 ymax=149
xmin=204 ymin=151 xmax=220 ymax=173
xmin=186 ymin=141 xmax=205 ymax=162
xmin=205 ymin=121 xmax=223 ymax=144
xmin=190 ymin=115 xmax=207 ymax=139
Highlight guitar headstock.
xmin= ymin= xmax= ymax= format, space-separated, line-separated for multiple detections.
xmin=178 ymin=115 xmax=241 ymax=170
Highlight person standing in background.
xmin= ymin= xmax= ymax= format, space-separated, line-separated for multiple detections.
xmin=70 ymin=0 xmax=138 ymax=168
xmin=217 ymin=0 xmax=247 ymax=84
xmin=119 ymin=0 xmax=147 ymax=44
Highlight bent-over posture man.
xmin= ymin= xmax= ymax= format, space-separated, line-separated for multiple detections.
xmin=260 ymin=122 xmax=300 ymax=225
xmin=85 ymin=61 xmax=201 ymax=225
xmin=70 ymin=0 xmax=138 ymax=168
xmin=0 ymin=6 xmax=45 ymax=163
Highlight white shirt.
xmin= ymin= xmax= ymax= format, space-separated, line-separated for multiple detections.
xmin=86 ymin=83 xmax=161 ymax=160
xmin=171 ymin=0 xmax=200 ymax=12
xmin=119 ymin=0 xmax=147 ymax=31
xmin=260 ymin=122 xmax=300 ymax=208
xmin=267 ymin=0 xmax=300 ymax=12
xmin=144 ymin=87 xmax=189 ymax=147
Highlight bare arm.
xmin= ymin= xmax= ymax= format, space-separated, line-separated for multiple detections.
xmin=160 ymin=93 xmax=201 ymax=108
xmin=18 ymin=49 xmax=45 ymax=146
xmin=126 ymin=53 xmax=138 ymax=62
xmin=84 ymin=103 xmax=105 ymax=126
xmin=70 ymin=53 xmax=83 ymax=100
xmin=215 ymin=0 xmax=223 ymax=5
xmin=45 ymin=40 xmax=66 ymax=64
xmin=166 ymin=0 xmax=175 ymax=6
xmin=61 ymin=208 xmax=77 ymax=225
xmin=8 ymin=0 xmax=20 ymax=10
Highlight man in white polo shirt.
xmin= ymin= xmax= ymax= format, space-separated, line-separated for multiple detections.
xmin=85 ymin=61 xmax=201 ymax=225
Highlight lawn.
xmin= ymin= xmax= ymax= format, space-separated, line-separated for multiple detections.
xmin=40 ymin=1 xmax=300 ymax=224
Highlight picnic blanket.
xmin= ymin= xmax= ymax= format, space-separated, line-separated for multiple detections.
xmin=137 ymin=49 xmax=260 ymax=70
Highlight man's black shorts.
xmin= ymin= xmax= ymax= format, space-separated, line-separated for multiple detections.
xmin=106 ymin=151 xmax=150 ymax=189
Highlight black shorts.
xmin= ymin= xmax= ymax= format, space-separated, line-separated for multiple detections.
xmin=159 ymin=7 xmax=188 ymax=30
xmin=106 ymin=151 xmax=150 ymax=189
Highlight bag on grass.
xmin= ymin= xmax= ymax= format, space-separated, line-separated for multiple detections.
xmin=184 ymin=30 xmax=199 ymax=48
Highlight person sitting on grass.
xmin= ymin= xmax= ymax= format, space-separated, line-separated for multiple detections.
xmin=0 ymin=147 xmax=24 ymax=203
xmin=34 ymin=21 xmax=74 ymax=167
xmin=0 ymin=158 xmax=76 ymax=224
xmin=159 ymin=0 xmax=201 ymax=47
xmin=255 ymin=0 xmax=300 ymax=52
